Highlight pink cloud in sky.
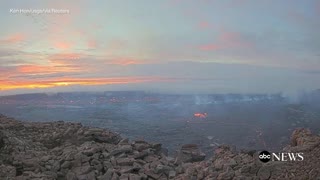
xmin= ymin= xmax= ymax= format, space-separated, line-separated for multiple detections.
xmin=199 ymin=30 xmax=252 ymax=51
xmin=220 ymin=31 xmax=251 ymax=47
xmin=315 ymin=1 xmax=320 ymax=15
xmin=1 ymin=33 xmax=25 ymax=44
xmin=17 ymin=65 xmax=81 ymax=74
xmin=199 ymin=44 xmax=222 ymax=51
xmin=48 ymin=53 xmax=85 ymax=68
xmin=53 ymin=41 xmax=73 ymax=50
xmin=107 ymin=58 xmax=147 ymax=66
xmin=87 ymin=40 xmax=98 ymax=49
xmin=198 ymin=21 xmax=213 ymax=29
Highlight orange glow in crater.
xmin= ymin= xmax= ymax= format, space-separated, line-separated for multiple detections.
xmin=194 ymin=112 xmax=208 ymax=118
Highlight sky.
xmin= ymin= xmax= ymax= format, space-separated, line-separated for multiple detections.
xmin=0 ymin=0 xmax=319 ymax=95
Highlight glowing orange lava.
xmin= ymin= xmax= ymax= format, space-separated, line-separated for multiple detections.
xmin=194 ymin=112 xmax=208 ymax=118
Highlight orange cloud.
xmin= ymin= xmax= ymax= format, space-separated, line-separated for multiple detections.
xmin=47 ymin=53 xmax=90 ymax=72
xmin=49 ymin=53 xmax=83 ymax=64
xmin=199 ymin=44 xmax=222 ymax=51
xmin=54 ymin=41 xmax=72 ymax=50
xmin=0 ymin=77 xmax=174 ymax=91
xmin=87 ymin=40 xmax=98 ymax=49
xmin=17 ymin=64 xmax=81 ymax=74
xmin=18 ymin=65 xmax=49 ymax=73
xmin=1 ymin=33 xmax=25 ymax=44
xmin=108 ymin=58 xmax=146 ymax=66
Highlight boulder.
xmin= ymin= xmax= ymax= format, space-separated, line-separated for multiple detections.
xmin=174 ymin=144 xmax=206 ymax=164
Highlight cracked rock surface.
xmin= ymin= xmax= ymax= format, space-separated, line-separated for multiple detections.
xmin=0 ymin=114 xmax=319 ymax=180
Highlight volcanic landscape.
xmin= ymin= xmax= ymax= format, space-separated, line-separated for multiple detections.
xmin=1 ymin=91 xmax=320 ymax=156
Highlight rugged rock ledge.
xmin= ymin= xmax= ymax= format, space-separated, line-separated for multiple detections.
xmin=0 ymin=114 xmax=319 ymax=180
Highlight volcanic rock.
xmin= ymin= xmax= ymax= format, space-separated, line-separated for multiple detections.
xmin=0 ymin=114 xmax=320 ymax=179
xmin=174 ymin=144 xmax=206 ymax=164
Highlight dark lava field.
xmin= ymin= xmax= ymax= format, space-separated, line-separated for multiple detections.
xmin=1 ymin=91 xmax=320 ymax=155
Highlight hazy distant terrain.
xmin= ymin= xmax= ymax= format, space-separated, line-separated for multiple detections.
xmin=1 ymin=91 xmax=320 ymax=155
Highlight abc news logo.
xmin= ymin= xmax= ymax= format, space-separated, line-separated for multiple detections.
xmin=258 ymin=151 xmax=304 ymax=163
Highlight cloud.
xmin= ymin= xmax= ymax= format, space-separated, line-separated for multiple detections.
xmin=199 ymin=44 xmax=222 ymax=51
xmin=2 ymin=50 xmax=152 ymax=80
xmin=87 ymin=40 xmax=98 ymax=49
xmin=0 ymin=51 xmax=87 ymax=81
xmin=1 ymin=60 xmax=320 ymax=94
xmin=0 ymin=48 xmax=53 ymax=66
xmin=107 ymin=58 xmax=147 ymax=66
xmin=316 ymin=1 xmax=320 ymax=15
xmin=0 ymin=48 xmax=22 ymax=57
xmin=199 ymin=30 xmax=252 ymax=51
xmin=219 ymin=30 xmax=252 ymax=47
xmin=0 ymin=66 xmax=16 ymax=79
xmin=107 ymin=39 xmax=127 ymax=51
xmin=53 ymin=41 xmax=73 ymax=50
xmin=198 ymin=21 xmax=212 ymax=29
xmin=0 ymin=33 xmax=25 ymax=44
xmin=9 ymin=73 xmax=80 ymax=80
xmin=0 ymin=76 xmax=175 ymax=91
xmin=1 ymin=0 xmax=319 ymax=95
xmin=17 ymin=65 xmax=82 ymax=74
xmin=49 ymin=53 xmax=83 ymax=64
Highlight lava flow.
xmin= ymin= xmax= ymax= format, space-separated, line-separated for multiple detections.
xmin=194 ymin=112 xmax=208 ymax=118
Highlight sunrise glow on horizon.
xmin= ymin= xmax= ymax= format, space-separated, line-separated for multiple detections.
xmin=1 ymin=0 xmax=319 ymax=95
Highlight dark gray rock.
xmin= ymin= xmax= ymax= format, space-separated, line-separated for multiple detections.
xmin=117 ymin=158 xmax=135 ymax=166
xmin=0 ymin=164 xmax=16 ymax=178
xmin=174 ymin=144 xmax=206 ymax=164
xmin=0 ymin=131 xmax=5 ymax=149
xmin=110 ymin=145 xmax=132 ymax=156
xmin=0 ymin=115 xmax=319 ymax=180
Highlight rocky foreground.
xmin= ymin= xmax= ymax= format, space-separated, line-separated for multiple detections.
xmin=0 ymin=114 xmax=319 ymax=180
